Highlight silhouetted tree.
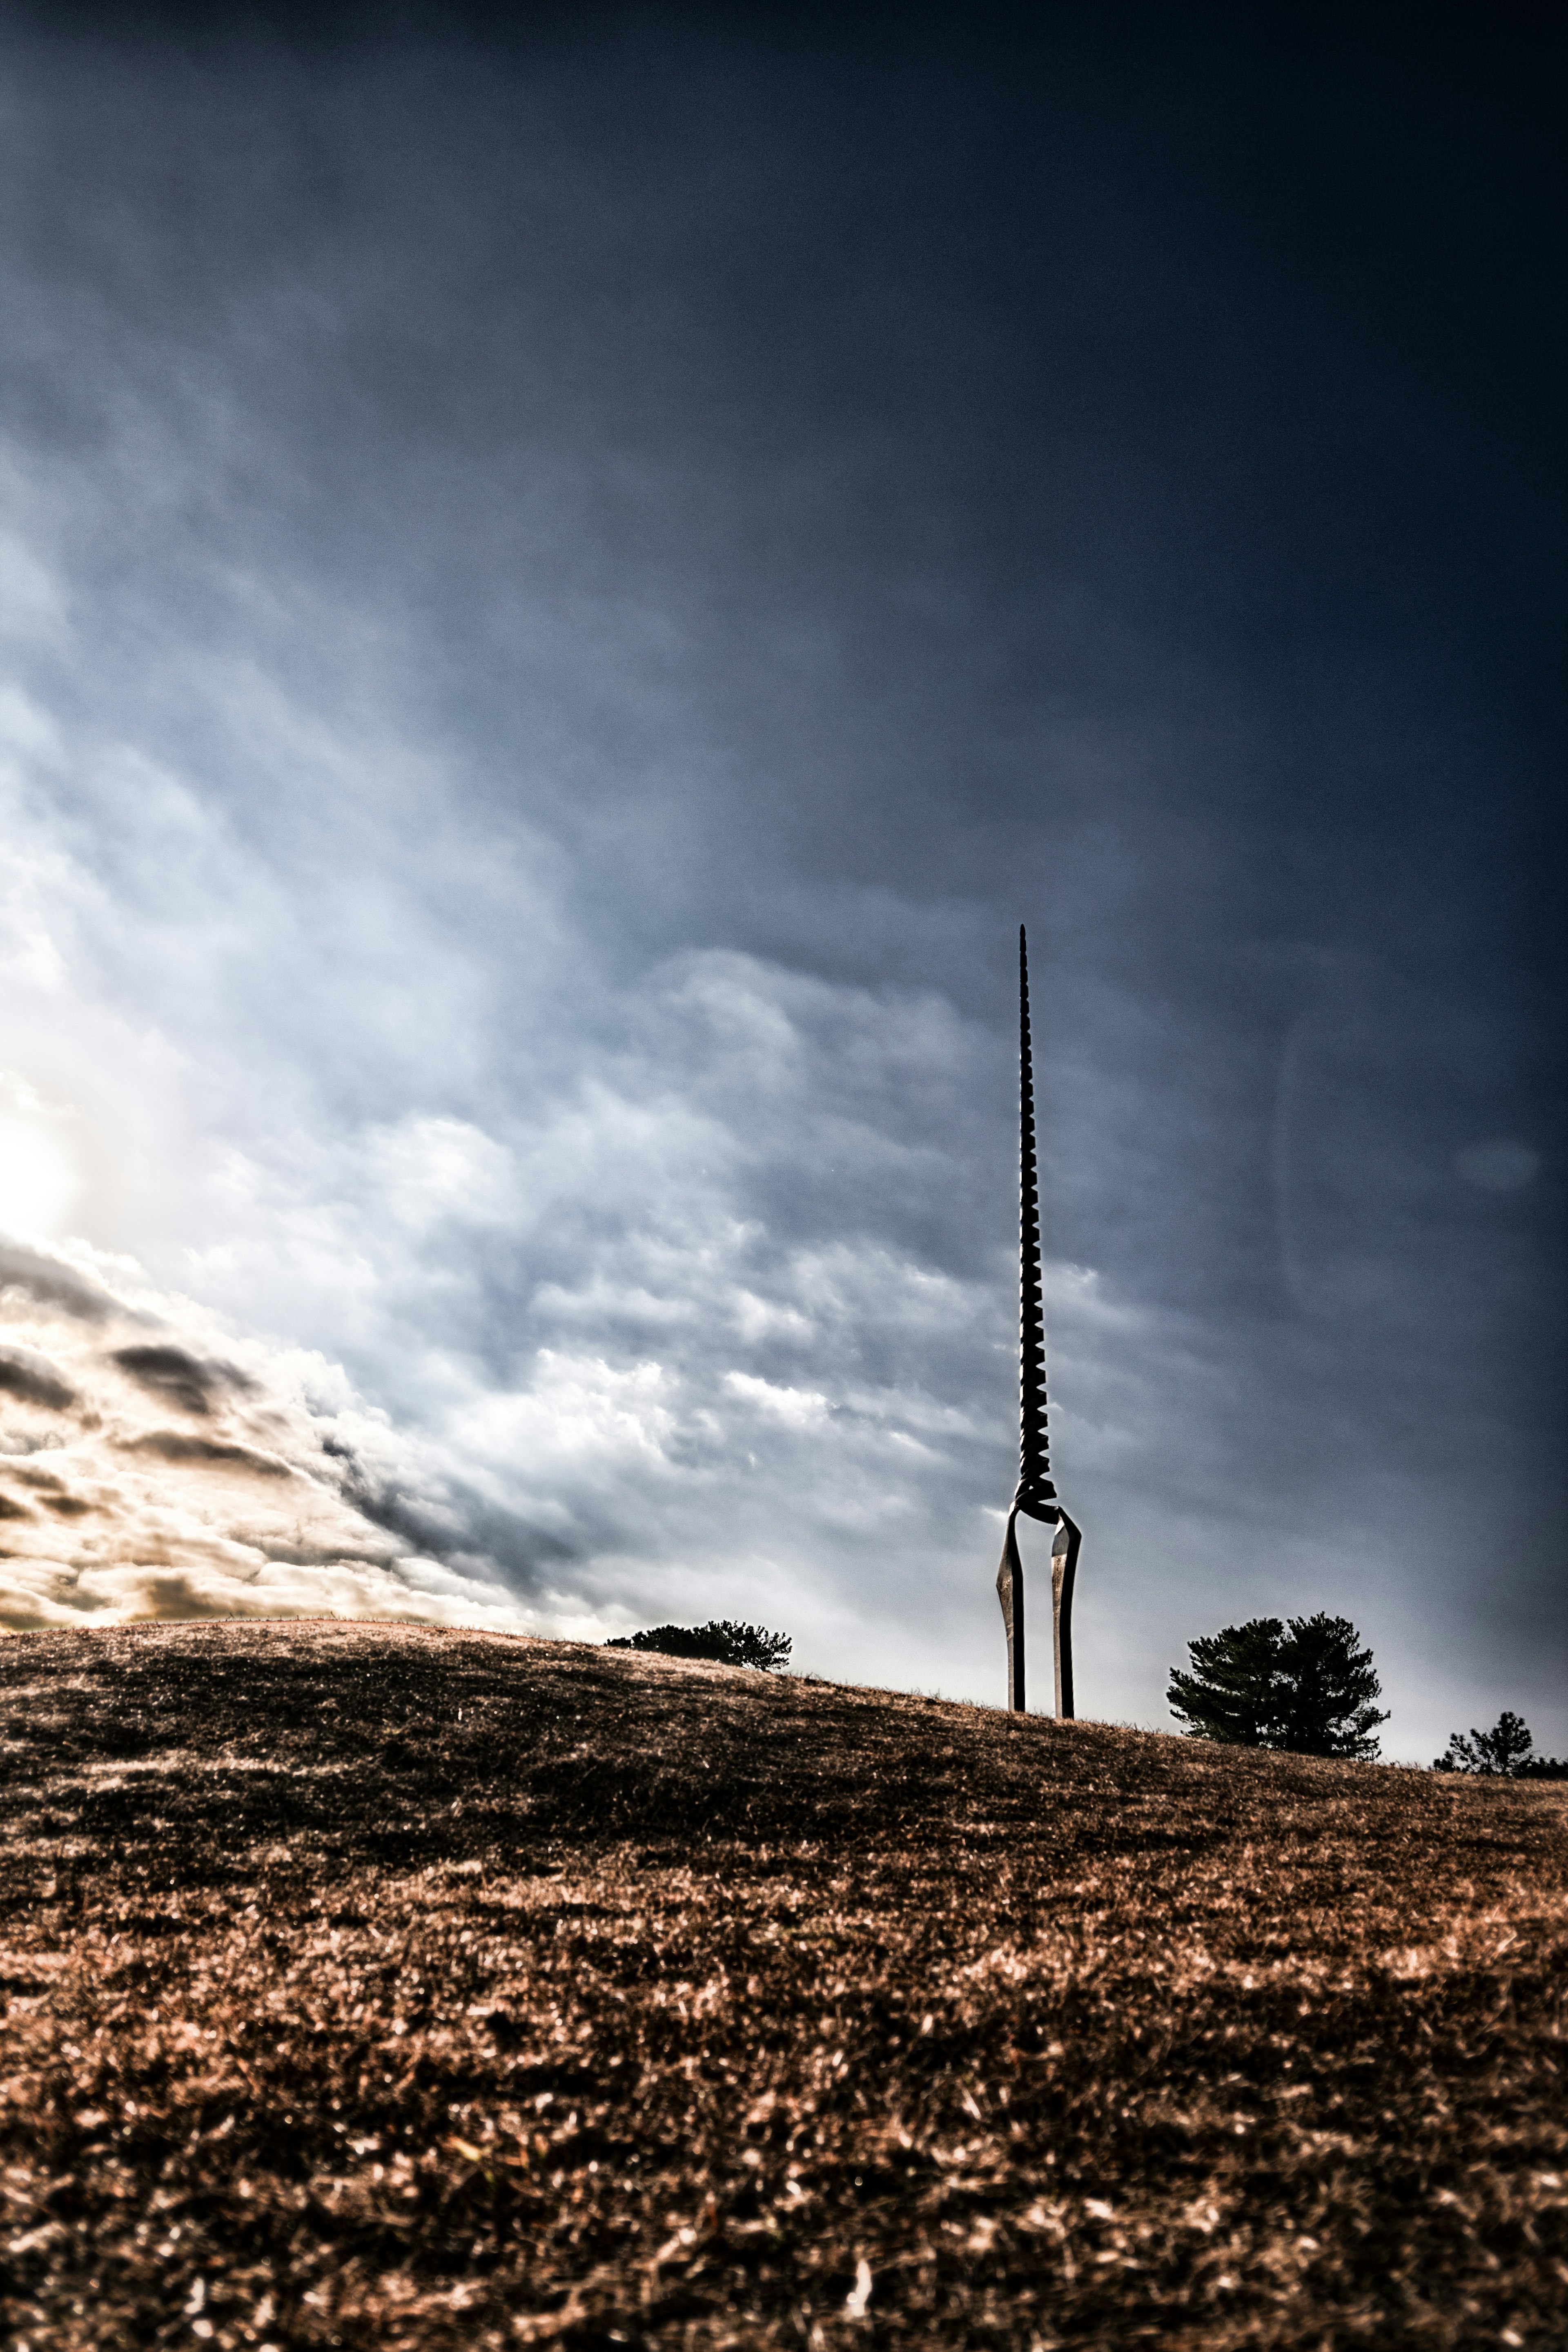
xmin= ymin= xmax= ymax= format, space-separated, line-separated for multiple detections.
xmin=1168 ymin=1613 xmax=1388 ymax=1759
xmin=1167 ymin=1618 xmax=1283 ymax=1748
xmin=605 ymin=1619 xmax=792 ymax=1672
xmin=1434 ymin=1710 xmax=1544 ymax=1777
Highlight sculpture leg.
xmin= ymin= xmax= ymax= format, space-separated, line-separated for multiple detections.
xmin=1050 ymin=1511 xmax=1081 ymax=1720
xmin=995 ymin=1507 xmax=1025 ymax=1713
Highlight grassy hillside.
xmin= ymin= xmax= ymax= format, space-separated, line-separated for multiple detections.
xmin=1 ymin=1621 xmax=1563 ymax=2350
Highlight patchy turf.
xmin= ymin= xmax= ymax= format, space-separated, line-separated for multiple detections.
xmin=0 ymin=1621 xmax=1564 ymax=2350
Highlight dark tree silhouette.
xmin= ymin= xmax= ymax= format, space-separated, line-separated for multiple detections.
xmin=1168 ymin=1614 xmax=1388 ymax=1759
xmin=1167 ymin=1618 xmax=1283 ymax=1748
xmin=1433 ymin=1710 xmax=1552 ymax=1777
xmin=605 ymin=1620 xmax=792 ymax=1672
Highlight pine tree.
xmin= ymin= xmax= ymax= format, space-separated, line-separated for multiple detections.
xmin=1168 ymin=1613 xmax=1388 ymax=1760
xmin=1272 ymin=1614 xmax=1389 ymax=1758
xmin=1434 ymin=1710 xmax=1535 ymax=1776
xmin=1167 ymin=1617 xmax=1286 ymax=1748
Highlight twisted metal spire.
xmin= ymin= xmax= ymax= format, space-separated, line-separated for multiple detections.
xmin=996 ymin=924 xmax=1081 ymax=1717
xmin=1014 ymin=924 xmax=1058 ymax=1524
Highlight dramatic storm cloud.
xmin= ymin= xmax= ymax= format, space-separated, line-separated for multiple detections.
xmin=0 ymin=9 xmax=1561 ymax=1756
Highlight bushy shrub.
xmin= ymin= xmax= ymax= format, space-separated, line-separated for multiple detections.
xmin=605 ymin=1619 xmax=792 ymax=1672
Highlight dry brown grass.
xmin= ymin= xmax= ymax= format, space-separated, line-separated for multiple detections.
xmin=0 ymin=1621 xmax=1563 ymax=2350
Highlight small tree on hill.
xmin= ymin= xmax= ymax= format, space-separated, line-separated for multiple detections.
xmin=605 ymin=1619 xmax=792 ymax=1672
xmin=1168 ymin=1613 xmax=1388 ymax=1760
xmin=1434 ymin=1710 xmax=1536 ymax=1776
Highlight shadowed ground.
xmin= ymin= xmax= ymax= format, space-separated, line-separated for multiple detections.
xmin=0 ymin=1620 xmax=1563 ymax=2349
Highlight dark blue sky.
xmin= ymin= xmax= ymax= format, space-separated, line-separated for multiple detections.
xmin=0 ymin=2 xmax=1561 ymax=1753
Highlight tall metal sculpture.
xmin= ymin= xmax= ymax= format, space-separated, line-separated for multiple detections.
xmin=996 ymin=925 xmax=1082 ymax=1716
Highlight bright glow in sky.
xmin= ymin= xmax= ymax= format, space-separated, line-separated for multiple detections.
xmin=0 ymin=1098 xmax=81 ymax=1240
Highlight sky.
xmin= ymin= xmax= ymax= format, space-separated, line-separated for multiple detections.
xmin=0 ymin=2 xmax=1562 ymax=1760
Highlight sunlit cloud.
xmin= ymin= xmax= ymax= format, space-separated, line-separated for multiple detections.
xmin=0 ymin=1234 xmax=539 ymax=1637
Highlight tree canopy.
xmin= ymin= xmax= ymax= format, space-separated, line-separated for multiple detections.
xmin=605 ymin=1619 xmax=792 ymax=1672
xmin=1167 ymin=1613 xmax=1388 ymax=1760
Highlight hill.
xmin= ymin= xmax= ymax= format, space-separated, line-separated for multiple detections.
xmin=1 ymin=1621 xmax=1563 ymax=2350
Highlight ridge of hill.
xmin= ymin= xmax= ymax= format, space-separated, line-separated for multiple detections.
xmin=0 ymin=1620 xmax=1563 ymax=2350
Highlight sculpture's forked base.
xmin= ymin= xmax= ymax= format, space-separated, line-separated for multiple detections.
xmin=996 ymin=1508 xmax=1026 ymax=1714
xmin=998 ymin=1506 xmax=1081 ymax=1719
xmin=1050 ymin=1511 xmax=1080 ymax=1720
